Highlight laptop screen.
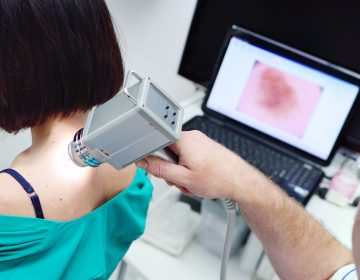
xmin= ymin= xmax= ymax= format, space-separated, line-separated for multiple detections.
xmin=206 ymin=36 xmax=360 ymax=161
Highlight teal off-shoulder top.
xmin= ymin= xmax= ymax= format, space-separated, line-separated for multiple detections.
xmin=0 ymin=168 xmax=153 ymax=280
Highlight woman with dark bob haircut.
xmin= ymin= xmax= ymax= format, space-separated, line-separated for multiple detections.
xmin=0 ymin=1 xmax=153 ymax=279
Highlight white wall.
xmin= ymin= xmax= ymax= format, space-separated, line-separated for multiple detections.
xmin=0 ymin=130 xmax=31 ymax=170
xmin=106 ymin=0 xmax=198 ymax=101
xmin=0 ymin=0 xmax=198 ymax=169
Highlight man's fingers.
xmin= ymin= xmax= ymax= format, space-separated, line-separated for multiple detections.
xmin=177 ymin=186 xmax=194 ymax=196
xmin=165 ymin=180 xmax=176 ymax=186
xmin=136 ymin=155 xmax=192 ymax=188
xmin=136 ymin=159 xmax=149 ymax=170
xmin=168 ymin=141 xmax=181 ymax=155
xmin=167 ymin=131 xmax=194 ymax=155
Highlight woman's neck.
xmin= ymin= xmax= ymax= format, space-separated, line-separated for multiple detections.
xmin=10 ymin=111 xmax=95 ymax=182
xmin=12 ymin=112 xmax=89 ymax=170
xmin=30 ymin=112 xmax=88 ymax=151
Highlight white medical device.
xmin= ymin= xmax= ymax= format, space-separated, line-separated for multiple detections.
xmin=68 ymin=71 xmax=183 ymax=169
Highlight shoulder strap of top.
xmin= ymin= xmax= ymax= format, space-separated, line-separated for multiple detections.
xmin=0 ymin=169 xmax=44 ymax=219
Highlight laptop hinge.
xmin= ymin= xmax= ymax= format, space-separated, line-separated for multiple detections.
xmin=208 ymin=115 xmax=224 ymax=126
xmin=300 ymin=158 xmax=323 ymax=169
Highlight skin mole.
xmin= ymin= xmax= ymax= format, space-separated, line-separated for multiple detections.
xmin=257 ymin=67 xmax=297 ymax=115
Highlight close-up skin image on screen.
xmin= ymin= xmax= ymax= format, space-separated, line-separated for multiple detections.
xmin=236 ymin=61 xmax=323 ymax=138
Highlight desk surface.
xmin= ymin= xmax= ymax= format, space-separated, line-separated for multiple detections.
xmin=126 ymin=239 xmax=251 ymax=280
xmin=124 ymin=92 xmax=358 ymax=280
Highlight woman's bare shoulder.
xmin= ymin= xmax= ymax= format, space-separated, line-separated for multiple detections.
xmin=0 ymin=172 xmax=36 ymax=217
xmin=95 ymin=164 xmax=137 ymax=201
xmin=0 ymin=161 xmax=137 ymax=220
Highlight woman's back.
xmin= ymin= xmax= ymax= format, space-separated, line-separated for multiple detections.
xmin=0 ymin=167 xmax=152 ymax=280
xmin=0 ymin=117 xmax=136 ymax=222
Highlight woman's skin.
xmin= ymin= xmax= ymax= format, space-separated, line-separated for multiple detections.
xmin=0 ymin=112 xmax=136 ymax=221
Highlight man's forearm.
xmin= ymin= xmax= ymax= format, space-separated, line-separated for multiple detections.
xmin=138 ymin=131 xmax=354 ymax=278
xmin=233 ymin=168 xmax=353 ymax=279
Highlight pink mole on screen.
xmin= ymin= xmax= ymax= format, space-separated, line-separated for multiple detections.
xmin=258 ymin=68 xmax=296 ymax=114
xmin=237 ymin=62 xmax=323 ymax=138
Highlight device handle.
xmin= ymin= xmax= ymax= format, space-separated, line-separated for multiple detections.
xmin=152 ymin=147 xmax=179 ymax=164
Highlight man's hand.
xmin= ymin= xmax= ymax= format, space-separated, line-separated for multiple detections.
xmin=136 ymin=130 xmax=258 ymax=200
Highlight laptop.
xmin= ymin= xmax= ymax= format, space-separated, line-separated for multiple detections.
xmin=183 ymin=26 xmax=360 ymax=204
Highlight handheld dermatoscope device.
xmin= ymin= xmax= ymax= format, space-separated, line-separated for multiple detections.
xmin=67 ymin=71 xmax=235 ymax=280
xmin=68 ymin=71 xmax=183 ymax=169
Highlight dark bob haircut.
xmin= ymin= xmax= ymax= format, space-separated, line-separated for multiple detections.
xmin=0 ymin=0 xmax=124 ymax=133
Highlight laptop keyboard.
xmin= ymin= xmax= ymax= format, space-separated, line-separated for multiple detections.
xmin=184 ymin=117 xmax=324 ymax=204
